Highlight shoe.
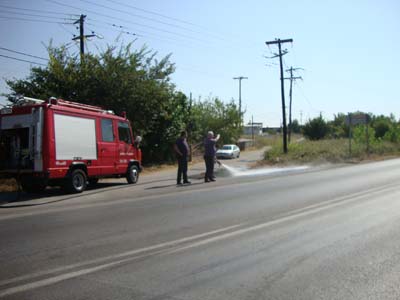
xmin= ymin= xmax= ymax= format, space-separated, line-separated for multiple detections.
xmin=209 ymin=178 xmax=216 ymax=182
xmin=183 ymin=181 xmax=191 ymax=184
xmin=177 ymin=182 xmax=183 ymax=186
xmin=205 ymin=179 xmax=210 ymax=183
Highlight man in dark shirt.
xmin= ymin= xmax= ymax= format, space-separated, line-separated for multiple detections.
xmin=204 ymin=131 xmax=220 ymax=182
xmin=174 ymin=131 xmax=191 ymax=185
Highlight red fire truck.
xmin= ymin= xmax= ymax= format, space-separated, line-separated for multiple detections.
xmin=0 ymin=96 xmax=142 ymax=193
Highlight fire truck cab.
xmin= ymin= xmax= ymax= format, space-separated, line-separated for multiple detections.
xmin=0 ymin=96 xmax=142 ymax=193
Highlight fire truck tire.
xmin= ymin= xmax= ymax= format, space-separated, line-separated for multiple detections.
xmin=65 ymin=169 xmax=87 ymax=193
xmin=126 ymin=165 xmax=139 ymax=184
xmin=20 ymin=178 xmax=47 ymax=193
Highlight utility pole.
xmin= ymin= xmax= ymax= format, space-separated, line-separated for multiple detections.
xmin=265 ymin=38 xmax=293 ymax=153
xmin=300 ymin=110 xmax=303 ymax=126
xmin=188 ymin=92 xmax=193 ymax=162
xmin=285 ymin=67 xmax=302 ymax=143
xmin=233 ymin=76 xmax=248 ymax=123
xmin=72 ymin=14 xmax=96 ymax=63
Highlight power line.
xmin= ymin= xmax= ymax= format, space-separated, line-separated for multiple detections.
xmin=46 ymin=0 xmax=210 ymax=44
xmin=103 ymin=0 xmax=201 ymax=28
xmin=0 ymin=15 xmax=73 ymax=24
xmin=87 ymin=21 xmax=140 ymax=38
xmin=0 ymin=54 xmax=47 ymax=66
xmin=0 ymin=9 xmax=74 ymax=21
xmin=102 ymin=0 xmax=254 ymax=46
xmin=0 ymin=4 xmax=79 ymax=16
xmin=59 ymin=23 xmax=76 ymax=36
xmin=80 ymin=0 xmax=203 ymax=35
xmin=0 ymin=47 xmax=48 ymax=61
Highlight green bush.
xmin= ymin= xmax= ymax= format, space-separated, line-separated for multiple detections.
xmin=302 ymin=116 xmax=329 ymax=140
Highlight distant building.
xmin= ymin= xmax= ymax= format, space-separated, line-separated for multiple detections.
xmin=243 ymin=122 xmax=263 ymax=136
xmin=263 ymin=126 xmax=282 ymax=134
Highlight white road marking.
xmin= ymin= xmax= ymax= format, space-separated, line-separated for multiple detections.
xmin=0 ymin=224 xmax=242 ymax=288
xmin=0 ymin=252 xmax=160 ymax=298
xmin=164 ymin=182 xmax=400 ymax=255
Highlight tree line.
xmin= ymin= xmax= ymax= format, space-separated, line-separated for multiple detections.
xmin=302 ymin=113 xmax=400 ymax=144
xmin=5 ymin=44 xmax=242 ymax=164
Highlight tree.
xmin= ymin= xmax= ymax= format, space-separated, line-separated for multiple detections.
xmin=5 ymin=43 xmax=242 ymax=164
xmin=289 ymin=119 xmax=301 ymax=134
xmin=302 ymin=116 xmax=329 ymax=140
xmin=5 ymin=43 xmax=187 ymax=163
xmin=371 ymin=115 xmax=392 ymax=139
xmin=328 ymin=113 xmax=348 ymax=138
xmin=190 ymin=97 xmax=242 ymax=146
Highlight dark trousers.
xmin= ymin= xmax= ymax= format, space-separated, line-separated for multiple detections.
xmin=204 ymin=155 xmax=215 ymax=180
xmin=177 ymin=156 xmax=188 ymax=183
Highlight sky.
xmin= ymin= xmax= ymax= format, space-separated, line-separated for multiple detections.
xmin=0 ymin=0 xmax=399 ymax=127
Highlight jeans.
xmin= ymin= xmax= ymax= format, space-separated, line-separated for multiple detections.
xmin=177 ymin=156 xmax=188 ymax=183
xmin=204 ymin=155 xmax=215 ymax=180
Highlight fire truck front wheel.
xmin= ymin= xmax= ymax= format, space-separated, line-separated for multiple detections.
xmin=65 ymin=169 xmax=87 ymax=193
xmin=126 ymin=165 xmax=139 ymax=184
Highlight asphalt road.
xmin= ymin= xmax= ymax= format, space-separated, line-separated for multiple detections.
xmin=1 ymin=153 xmax=400 ymax=300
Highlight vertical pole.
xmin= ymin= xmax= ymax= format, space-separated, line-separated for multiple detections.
xmin=366 ymin=115 xmax=369 ymax=155
xmin=233 ymin=76 xmax=248 ymax=124
xmin=79 ymin=14 xmax=85 ymax=60
xmin=251 ymin=115 xmax=254 ymax=146
xmin=238 ymin=79 xmax=241 ymax=119
xmin=278 ymin=41 xmax=288 ymax=153
xmin=188 ymin=92 xmax=192 ymax=162
xmin=288 ymin=68 xmax=293 ymax=143
xmin=265 ymin=38 xmax=292 ymax=154
xmin=349 ymin=113 xmax=352 ymax=157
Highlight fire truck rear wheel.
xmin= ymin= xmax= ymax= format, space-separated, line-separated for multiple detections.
xmin=20 ymin=178 xmax=47 ymax=193
xmin=126 ymin=165 xmax=139 ymax=184
xmin=65 ymin=169 xmax=87 ymax=193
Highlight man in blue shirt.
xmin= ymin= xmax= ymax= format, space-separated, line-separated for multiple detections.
xmin=174 ymin=131 xmax=191 ymax=185
xmin=204 ymin=131 xmax=220 ymax=182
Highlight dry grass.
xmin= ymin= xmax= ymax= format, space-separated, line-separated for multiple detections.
xmin=0 ymin=178 xmax=18 ymax=192
xmin=262 ymin=138 xmax=400 ymax=165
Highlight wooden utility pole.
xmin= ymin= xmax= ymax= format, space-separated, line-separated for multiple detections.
xmin=265 ymin=38 xmax=293 ymax=153
xmin=73 ymin=14 xmax=96 ymax=63
xmin=251 ymin=115 xmax=254 ymax=145
xmin=233 ymin=76 xmax=248 ymax=123
xmin=285 ymin=67 xmax=302 ymax=143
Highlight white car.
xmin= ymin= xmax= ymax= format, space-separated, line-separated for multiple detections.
xmin=216 ymin=144 xmax=240 ymax=159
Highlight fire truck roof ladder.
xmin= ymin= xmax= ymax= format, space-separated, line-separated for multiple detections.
xmin=54 ymin=99 xmax=114 ymax=114
xmin=15 ymin=96 xmax=45 ymax=106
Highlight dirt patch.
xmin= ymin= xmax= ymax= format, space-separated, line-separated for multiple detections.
xmin=0 ymin=178 xmax=18 ymax=192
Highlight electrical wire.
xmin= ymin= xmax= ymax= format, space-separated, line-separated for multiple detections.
xmin=0 ymin=54 xmax=47 ymax=66
xmin=0 ymin=47 xmax=48 ymax=61
xmin=0 ymin=4 xmax=79 ymax=16
xmin=80 ymin=0 xmax=204 ymax=35
xmin=102 ymin=0 xmax=252 ymax=45
xmin=58 ymin=23 xmax=76 ymax=36
xmin=46 ymin=0 xmax=211 ymax=44
xmin=103 ymin=0 xmax=200 ymax=28
xmin=0 ymin=15 xmax=73 ymax=24
xmin=0 ymin=9 xmax=75 ymax=20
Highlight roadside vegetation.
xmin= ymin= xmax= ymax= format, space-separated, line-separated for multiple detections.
xmin=263 ymin=114 xmax=400 ymax=165
xmin=4 ymin=43 xmax=242 ymax=165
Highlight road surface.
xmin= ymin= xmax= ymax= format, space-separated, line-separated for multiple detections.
xmin=1 ymin=152 xmax=400 ymax=299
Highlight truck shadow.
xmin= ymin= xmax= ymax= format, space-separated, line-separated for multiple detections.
xmin=0 ymin=178 xmax=180 ymax=207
